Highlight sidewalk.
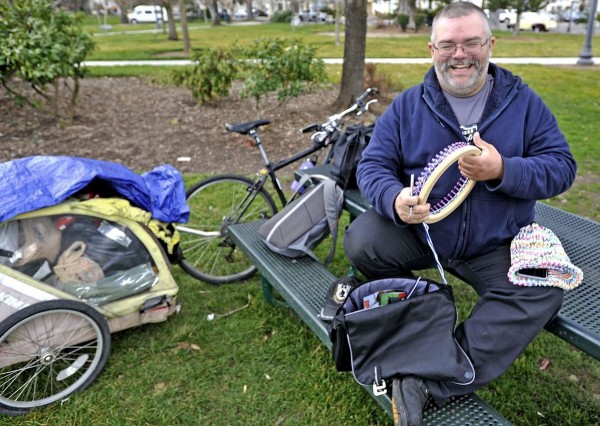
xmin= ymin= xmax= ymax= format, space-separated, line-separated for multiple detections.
xmin=83 ymin=57 xmax=589 ymax=66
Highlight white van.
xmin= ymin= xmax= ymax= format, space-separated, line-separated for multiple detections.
xmin=128 ymin=5 xmax=169 ymax=24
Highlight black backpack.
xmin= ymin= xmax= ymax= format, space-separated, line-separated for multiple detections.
xmin=331 ymin=123 xmax=374 ymax=189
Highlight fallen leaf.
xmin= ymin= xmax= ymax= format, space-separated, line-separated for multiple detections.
xmin=175 ymin=342 xmax=201 ymax=351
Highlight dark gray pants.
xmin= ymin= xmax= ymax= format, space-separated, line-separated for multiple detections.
xmin=344 ymin=209 xmax=564 ymax=406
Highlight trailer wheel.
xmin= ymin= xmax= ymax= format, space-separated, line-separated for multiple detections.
xmin=0 ymin=300 xmax=110 ymax=415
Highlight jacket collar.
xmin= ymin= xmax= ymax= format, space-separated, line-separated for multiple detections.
xmin=422 ymin=62 xmax=521 ymax=125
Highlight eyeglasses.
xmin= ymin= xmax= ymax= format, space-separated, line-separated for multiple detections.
xmin=432 ymin=38 xmax=489 ymax=57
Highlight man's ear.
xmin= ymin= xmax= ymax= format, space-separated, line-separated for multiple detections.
xmin=488 ymin=37 xmax=496 ymax=57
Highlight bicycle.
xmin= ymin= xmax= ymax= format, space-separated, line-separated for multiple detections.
xmin=177 ymin=88 xmax=378 ymax=285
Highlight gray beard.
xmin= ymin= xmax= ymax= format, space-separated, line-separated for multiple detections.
xmin=435 ymin=57 xmax=490 ymax=97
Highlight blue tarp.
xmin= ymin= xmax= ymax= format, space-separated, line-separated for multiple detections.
xmin=0 ymin=156 xmax=190 ymax=223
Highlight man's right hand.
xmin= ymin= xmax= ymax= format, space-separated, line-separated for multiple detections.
xmin=394 ymin=188 xmax=430 ymax=224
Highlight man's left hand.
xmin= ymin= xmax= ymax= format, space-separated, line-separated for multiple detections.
xmin=458 ymin=132 xmax=504 ymax=181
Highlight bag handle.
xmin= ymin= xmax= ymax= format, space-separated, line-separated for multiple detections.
xmin=322 ymin=178 xmax=343 ymax=265
xmin=286 ymin=173 xmax=332 ymax=204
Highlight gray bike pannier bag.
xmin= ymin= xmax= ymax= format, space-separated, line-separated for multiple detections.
xmin=258 ymin=176 xmax=343 ymax=264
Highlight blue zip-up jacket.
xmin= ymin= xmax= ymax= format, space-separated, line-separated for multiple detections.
xmin=357 ymin=63 xmax=577 ymax=259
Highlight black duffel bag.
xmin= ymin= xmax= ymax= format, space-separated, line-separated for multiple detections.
xmin=327 ymin=276 xmax=475 ymax=395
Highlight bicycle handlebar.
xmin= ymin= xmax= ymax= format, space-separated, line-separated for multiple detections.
xmin=300 ymin=87 xmax=378 ymax=137
xmin=326 ymin=87 xmax=378 ymax=123
xmin=300 ymin=123 xmax=320 ymax=134
xmin=355 ymin=87 xmax=378 ymax=109
xmin=306 ymin=87 xmax=378 ymax=146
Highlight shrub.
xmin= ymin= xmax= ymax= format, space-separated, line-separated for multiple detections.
xmin=171 ymin=48 xmax=237 ymax=105
xmin=234 ymin=37 xmax=328 ymax=114
xmin=270 ymin=10 xmax=293 ymax=23
xmin=170 ymin=38 xmax=328 ymax=113
xmin=397 ymin=13 xmax=409 ymax=32
xmin=413 ymin=11 xmax=427 ymax=32
xmin=0 ymin=0 xmax=95 ymax=122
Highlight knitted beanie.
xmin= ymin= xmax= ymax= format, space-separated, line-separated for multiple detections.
xmin=508 ymin=223 xmax=583 ymax=290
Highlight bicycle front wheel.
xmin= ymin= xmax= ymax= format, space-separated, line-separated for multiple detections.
xmin=178 ymin=174 xmax=277 ymax=285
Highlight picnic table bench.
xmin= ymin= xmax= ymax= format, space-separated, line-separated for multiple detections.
xmin=228 ymin=168 xmax=600 ymax=424
xmin=228 ymin=220 xmax=512 ymax=424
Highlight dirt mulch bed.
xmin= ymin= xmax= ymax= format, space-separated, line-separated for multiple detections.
xmin=0 ymin=78 xmax=364 ymax=181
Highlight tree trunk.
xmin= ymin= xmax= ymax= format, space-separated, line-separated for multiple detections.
xmin=333 ymin=0 xmax=367 ymax=109
xmin=513 ymin=12 xmax=521 ymax=36
xmin=290 ymin=0 xmax=299 ymax=14
xmin=115 ymin=0 xmax=128 ymax=23
xmin=488 ymin=9 xmax=501 ymax=30
xmin=208 ymin=0 xmax=221 ymax=26
xmin=246 ymin=1 xmax=253 ymax=20
xmin=398 ymin=0 xmax=409 ymax=15
xmin=164 ymin=3 xmax=178 ymax=40
xmin=178 ymin=0 xmax=190 ymax=53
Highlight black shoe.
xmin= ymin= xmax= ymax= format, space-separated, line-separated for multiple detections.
xmin=391 ymin=378 xmax=408 ymax=426
xmin=400 ymin=376 xmax=431 ymax=426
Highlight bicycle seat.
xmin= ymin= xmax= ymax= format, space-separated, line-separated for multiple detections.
xmin=225 ymin=119 xmax=271 ymax=135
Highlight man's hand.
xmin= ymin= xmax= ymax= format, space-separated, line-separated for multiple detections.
xmin=395 ymin=187 xmax=430 ymax=224
xmin=458 ymin=132 xmax=504 ymax=181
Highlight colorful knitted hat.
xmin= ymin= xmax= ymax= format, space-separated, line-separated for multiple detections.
xmin=508 ymin=223 xmax=583 ymax=290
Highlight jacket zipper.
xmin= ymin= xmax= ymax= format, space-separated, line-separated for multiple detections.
xmin=421 ymin=85 xmax=520 ymax=257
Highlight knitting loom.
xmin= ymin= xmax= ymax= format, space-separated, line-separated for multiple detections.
xmin=414 ymin=142 xmax=481 ymax=224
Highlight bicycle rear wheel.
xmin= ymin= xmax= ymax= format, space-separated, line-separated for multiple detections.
xmin=178 ymin=174 xmax=277 ymax=285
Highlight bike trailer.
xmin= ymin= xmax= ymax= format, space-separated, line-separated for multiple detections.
xmin=0 ymin=197 xmax=181 ymax=415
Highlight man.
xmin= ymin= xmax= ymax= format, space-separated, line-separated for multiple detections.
xmin=343 ymin=2 xmax=577 ymax=425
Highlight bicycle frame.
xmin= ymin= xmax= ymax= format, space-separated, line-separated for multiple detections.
xmin=177 ymin=88 xmax=378 ymax=284
xmin=177 ymin=141 xmax=324 ymax=241
xmin=220 ymin=88 xmax=379 ymax=226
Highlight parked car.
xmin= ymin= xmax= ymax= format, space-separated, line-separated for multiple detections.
xmin=253 ymin=8 xmax=268 ymax=17
xmin=483 ymin=8 xmax=515 ymax=24
xmin=507 ymin=11 xmax=557 ymax=32
xmin=499 ymin=9 xmax=516 ymax=24
xmin=559 ymin=10 xmax=588 ymax=22
xmin=233 ymin=9 xmax=247 ymax=19
xmin=127 ymin=5 xmax=168 ymax=24
xmin=298 ymin=9 xmax=332 ymax=22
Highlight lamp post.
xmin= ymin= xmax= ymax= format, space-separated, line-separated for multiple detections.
xmin=567 ymin=2 xmax=574 ymax=33
xmin=577 ymin=0 xmax=598 ymax=65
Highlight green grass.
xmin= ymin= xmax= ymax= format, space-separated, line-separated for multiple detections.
xmin=6 ymin=19 xmax=600 ymax=425
xmin=84 ymin=21 xmax=600 ymax=60
xmin=7 ymin=219 xmax=600 ymax=425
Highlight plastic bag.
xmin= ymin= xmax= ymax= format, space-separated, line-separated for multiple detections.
xmin=60 ymin=216 xmax=151 ymax=275
xmin=13 ymin=217 xmax=62 ymax=266
xmin=63 ymin=263 xmax=158 ymax=305
xmin=54 ymin=241 xmax=105 ymax=285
